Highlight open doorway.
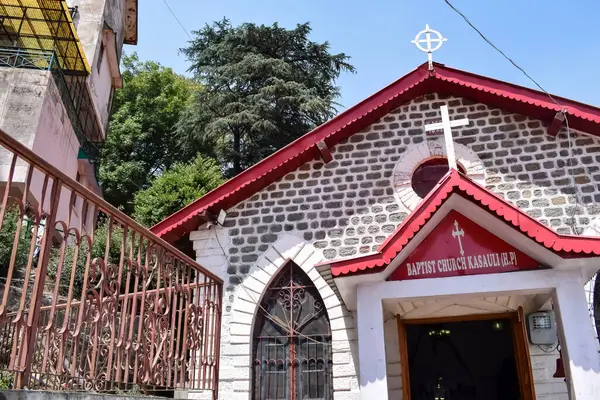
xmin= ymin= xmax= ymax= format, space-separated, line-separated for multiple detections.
xmin=397 ymin=312 xmax=535 ymax=400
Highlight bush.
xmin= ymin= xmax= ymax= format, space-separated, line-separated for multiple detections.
xmin=0 ymin=205 xmax=36 ymax=278
xmin=133 ymin=154 xmax=223 ymax=227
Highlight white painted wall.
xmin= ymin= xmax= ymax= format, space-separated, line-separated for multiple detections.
xmin=0 ymin=68 xmax=93 ymax=233
xmin=91 ymin=45 xmax=115 ymax=129
xmin=357 ymin=269 xmax=600 ymax=400
xmin=68 ymin=0 xmax=126 ymax=131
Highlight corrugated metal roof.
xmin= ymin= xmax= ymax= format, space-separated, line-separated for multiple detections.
xmin=151 ymin=62 xmax=600 ymax=243
xmin=325 ymin=170 xmax=600 ymax=278
xmin=0 ymin=0 xmax=90 ymax=74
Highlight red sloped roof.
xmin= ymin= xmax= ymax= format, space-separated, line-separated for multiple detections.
xmin=326 ymin=169 xmax=600 ymax=278
xmin=151 ymin=62 xmax=600 ymax=242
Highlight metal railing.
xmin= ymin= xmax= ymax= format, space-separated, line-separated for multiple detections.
xmin=0 ymin=48 xmax=55 ymax=70
xmin=0 ymin=128 xmax=222 ymax=396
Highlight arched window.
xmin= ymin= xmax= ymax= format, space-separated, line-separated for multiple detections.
xmin=412 ymin=157 xmax=467 ymax=198
xmin=252 ymin=262 xmax=333 ymax=400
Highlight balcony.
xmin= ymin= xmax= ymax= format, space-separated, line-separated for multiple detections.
xmin=0 ymin=0 xmax=104 ymax=164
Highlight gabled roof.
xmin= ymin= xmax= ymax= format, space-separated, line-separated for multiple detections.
xmin=326 ymin=169 xmax=600 ymax=278
xmin=151 ymin=62 xmax=600 ymax=243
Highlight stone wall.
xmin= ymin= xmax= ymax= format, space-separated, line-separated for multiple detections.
xmin=192 ymin=93 xmax=600 ymax=399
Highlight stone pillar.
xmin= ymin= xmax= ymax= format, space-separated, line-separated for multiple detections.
xmin=553 ymin=276 xmax=600 ymax=399
xmin=356 ymin=284 xmax=388 ymax=400
xmin=188 ymin=224 xmax=230 ymax=400
xmin=191 ymin=224 xmax=230 ymax=280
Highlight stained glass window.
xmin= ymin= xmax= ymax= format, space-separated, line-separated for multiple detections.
xmin=252 ymin=262 xmax=333 ymax=400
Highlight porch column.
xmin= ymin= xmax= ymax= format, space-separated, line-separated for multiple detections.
xmin=357 ymin=284 xmax=388 ymax=400
xmin=553 ymin=276 xmax=600 ymax=399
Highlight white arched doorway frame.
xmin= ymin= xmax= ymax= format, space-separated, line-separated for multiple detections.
xmin=223 ymin=233 xmax=359 ymax=399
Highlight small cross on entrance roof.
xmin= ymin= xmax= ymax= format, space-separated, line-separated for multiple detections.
xmin=425 ymin=106 xmax=470 ymax=170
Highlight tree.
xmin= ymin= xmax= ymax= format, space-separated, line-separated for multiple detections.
xmin=0 ymin=206 xmax=34 ymax=278
xmin=178 ymin=19 xmax=355 ymax=177
xmin=133 ymin=155 xmax=223 ymax=227
xmin=99 ymin=53 xmax=198 ymax=214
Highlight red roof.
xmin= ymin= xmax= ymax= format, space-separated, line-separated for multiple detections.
xmin=325 ymin=169 xmax=600 ymax=278
xmin=151 ymin=62 xmax=600 ymax=242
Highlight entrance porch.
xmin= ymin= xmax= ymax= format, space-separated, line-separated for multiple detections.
xmin=359 ymin=269 xmax=598 ymax=399
xmin=322 ymin=170 xmax=600 ymax=399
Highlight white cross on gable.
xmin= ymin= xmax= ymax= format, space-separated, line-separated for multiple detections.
xmin=452 ymin=220 xmax=465 ymax=256
xmin=425 ymin=105 xmax=470 ymax=170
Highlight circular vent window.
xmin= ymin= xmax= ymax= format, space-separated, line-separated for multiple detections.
xmin=411 ymin=158 xmax=465 ymax=198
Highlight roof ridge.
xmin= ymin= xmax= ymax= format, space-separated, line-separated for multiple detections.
xmin=151 ymin=63 xmax=600 ymax=243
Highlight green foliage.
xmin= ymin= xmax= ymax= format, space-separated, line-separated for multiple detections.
xmin=178 ymin=18 xmax=355 ymax=177
xmin=46 ymin=223 xmax=129 ymax=299
xmin=133 ymin=154 xmax=223 ymax=227
xmin=99 ymin=53 xmax=198 ymax=214
xmin=116 ymin=384 xmax=142 ymax=396
xmin=0 ymin=371 xmax=13 ymax=389
xmin=0 ymin=206 xmax=35 ymax=278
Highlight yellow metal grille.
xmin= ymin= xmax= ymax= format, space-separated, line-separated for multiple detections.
xmin=0 ymin=0 xmax=90 ymax=74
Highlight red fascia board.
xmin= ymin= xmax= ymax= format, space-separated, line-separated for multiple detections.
xmin=435 ymin=65 xmax=600 ymax=120
xmin=329 ymin=170 xmax=600 ymax=277
xmin=152 ymin=62 xmax=600 ymax=243
xmin=433 ymin=66 xmax=600 ymax=132
xmin=151 ymin=64 xmax=432 ymax=240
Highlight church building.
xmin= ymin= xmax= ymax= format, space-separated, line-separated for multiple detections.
xmin=151 ymin=30 xmax=600 ymax=400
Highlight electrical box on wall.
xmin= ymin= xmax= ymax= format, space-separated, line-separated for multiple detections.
xmin=526 ymin=311 xmax=557 ymax=345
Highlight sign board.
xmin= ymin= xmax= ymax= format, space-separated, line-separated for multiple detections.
xmin=387 ymin=210 xmax=540 ymax=281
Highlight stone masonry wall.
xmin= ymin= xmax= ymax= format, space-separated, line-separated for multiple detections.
xmin=192 ymin=93 xmax=600 ymax=399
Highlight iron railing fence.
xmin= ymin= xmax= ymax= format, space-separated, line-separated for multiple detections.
xmin=0 ymin=48 xmax=54 ymax=70
xmin=0 ymin=128 xmax=222 ymax=396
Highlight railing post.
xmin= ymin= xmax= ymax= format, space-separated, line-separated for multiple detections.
xmin=48 ymin=51 xmax=54 ymax=71
xmin=16 ymin=178 xmax=62 ymax=389
xmin=213 ymin=282 xmax=222 ymax=400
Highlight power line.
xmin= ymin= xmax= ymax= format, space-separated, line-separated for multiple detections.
xmin=161 ymin=0 xmax=193 ymax=41
xmin=442 ymin=0 xmax=563 ymax=109
xmin=442 ymin=0 xmax=585 ymax=235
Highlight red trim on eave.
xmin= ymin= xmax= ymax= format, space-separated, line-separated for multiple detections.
xmin=327 ymin=170 xmax=600 ymax=278
xmin=150 ymin=63 xmax=432 ymax=241
xmin=151 ymin=62 xmax=600 ymax=243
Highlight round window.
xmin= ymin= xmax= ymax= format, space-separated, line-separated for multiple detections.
xmin=411 ymin=158 xmax=465 ymax=198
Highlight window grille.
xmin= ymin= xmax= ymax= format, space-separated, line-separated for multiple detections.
xmin=252 ymin=263 xmax=333 ymax=400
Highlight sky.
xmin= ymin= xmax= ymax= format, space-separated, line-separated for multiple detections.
xmin=129 ymin=0 xmax=600 ymax=111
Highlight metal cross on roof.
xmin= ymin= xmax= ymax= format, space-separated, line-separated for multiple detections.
xmin=425 ymin=105 xmax=470 ymax=170
xmin=411 ymin=24 xmax=447 ymax=70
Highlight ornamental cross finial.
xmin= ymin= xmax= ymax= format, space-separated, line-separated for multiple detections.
xmin=411 ymin=24 xmax=447 ymax=70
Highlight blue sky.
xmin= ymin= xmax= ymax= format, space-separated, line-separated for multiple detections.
xmin=129 ymin=0 xmax=600 ymax=110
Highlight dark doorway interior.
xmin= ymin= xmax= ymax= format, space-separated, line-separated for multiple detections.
xmin=406 ymin=318 xmax=520 ymax=400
